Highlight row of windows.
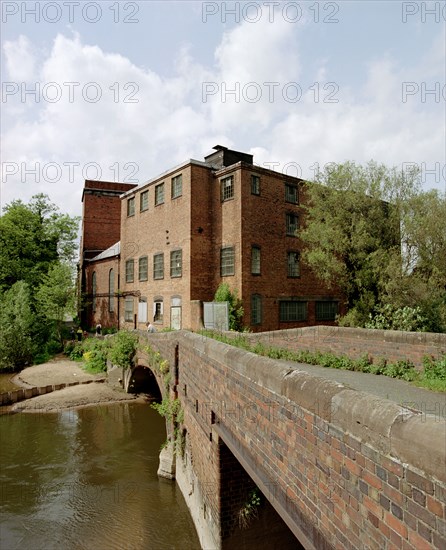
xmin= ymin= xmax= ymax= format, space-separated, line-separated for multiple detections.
xmin=222 ymin=174 xmax=299 ymax=204
xmin=126 ymin=250 xmax=183 ymax=282
xmin=250 ymin=297 xmax=338 ymax=324
xmin=251 ymin=247 xmax=300 ymax=277
xmin=127 ymin=174 xmax=183 ymax=216
xmin=124 ymin=296 xmax=165 ymax=323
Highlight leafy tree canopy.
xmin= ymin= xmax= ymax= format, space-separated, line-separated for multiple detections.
xmin=0 ymin=193 xmax=80 ymax=292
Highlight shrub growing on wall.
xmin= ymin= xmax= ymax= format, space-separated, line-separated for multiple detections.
xmin=108 ymin=330 xmax=138 ymax=369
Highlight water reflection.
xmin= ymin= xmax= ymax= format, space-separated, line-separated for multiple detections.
xmin=0 ymin=403 xmax=200 ymax=550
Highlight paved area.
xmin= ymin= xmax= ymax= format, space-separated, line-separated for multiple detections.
xmin=283 ymin=359 xmax=446 ymax=419
xmin=12 ymin=357 xmax=103 ymax=387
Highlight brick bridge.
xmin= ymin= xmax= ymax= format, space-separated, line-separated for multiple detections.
xmin=123 ymin=330 xmax=445 ymax=550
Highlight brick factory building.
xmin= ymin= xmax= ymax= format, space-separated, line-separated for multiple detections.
xmin=79 ymin=146 xmax=345 ymax=332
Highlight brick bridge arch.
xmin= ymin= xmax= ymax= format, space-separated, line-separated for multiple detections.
xmin=136 ymin=331 xmax=446 ymax=550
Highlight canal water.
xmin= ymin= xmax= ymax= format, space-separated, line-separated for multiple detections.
xmin=0 ymin=402 xmax=201 ymax=550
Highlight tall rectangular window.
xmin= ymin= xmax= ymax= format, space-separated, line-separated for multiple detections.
xmin=109 ymin=269 xmax=115 ymax=313
xmin=155 ymin=183 xmax=165 ymax=205
xmin=221 ymin=176 xmax=234 ymax=201
xmin=127 ymin=197 xmax=135 ymax=217
xmin=287 ymin=251 xmax=300 ymax=277
xmin=170 ymin=250 xmax=182 ymax=278
xmin=124 ymin=297 xmax=134 ymax=322
xmin=140 ymin=190 xmax=149 ymax=212
xmin=125 ymin=259 xmax=134 ymax=283
xmin=220 ymin=247 xmax=235 ymax=276
xmin=251 ymin=175 xmax=260 ymax=195
xmin=171 ymin=174 xmax=182 ymax=199
xmin=285 ymin=184 xmax=298 ymax=204
xmin=251 ymin=246 xmax=261 ymax=275
xmin=154 ymin=300 xmax=163 ymax=322
xmin=251 ymin=294 xmax=262 ymax=325
xmin=280 ymin=301 xmax=307 ymax=322
xmin=316 ymin=301 xmax=338 ymax=321
xmin=139 ymin=256 xmax=148 ymax=281
xmin=286 ymin=213 xmax=299 ymax=236
xmin=92 ymin=272 xmax=97 ymax=312
xmin=153 ymin=253 xmax=164 ymax=279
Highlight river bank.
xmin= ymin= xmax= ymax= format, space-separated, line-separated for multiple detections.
xmin=5 ymin=356 xmax=142 ymax=413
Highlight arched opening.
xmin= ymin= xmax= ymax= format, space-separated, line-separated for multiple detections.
xmin=219 ymin=440 xmax=303 ymax=550
xmin=128 ymin=365 xmax=162 ymax=399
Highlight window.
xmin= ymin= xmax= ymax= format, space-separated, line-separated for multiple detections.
xmin=221 ymin=176 xmax=234 ymax=201
xmin=280 ymin=301 xmax=307 ymax=322
xmin=154 ymin=299 xmax=163 ymax=323
xmin=287 ymin=251 xmax=300 ymax=277
xmin=285 ymin=184 xmax=299 ymax=204
xmin=251 ymin=294 xmax=262 ymax=325
xmin=220 ymin=247 xmax=235 ymax=276
xmin=139 ymin=256 xmax=148 ymax=281
xmin=153 ymin=253 xmax=164 ymax=279
xmin=124 ymin=297 xmax=134 ymax=322
xmin=170 ymin=250 xmax=182 ymax=278
xmin=125 ymin=259 xmax=134 ymax=283
xmin=127 ymin=197 xmax=135 ymax=216
xmin=286 ymin=213 xmax=299 ymax=236
xmin=155 ymin=183 xmax=165 ymax=205
xmin=251 ymin=246 xmax=261 ymax=275
xmin=251 ymin=175 xmax=260 ymax=195
xmin=316 ymin=301 xmax=338 ymax=321
xmin=109 ymin=269 xmax=114 ymax=312
xmin=140 ymin=190 xmax=149 ymax=212
xmin=171 ymin=174 xmax=182 ymax=199
xmin=92 ymin=272 xmax=97 ymax=312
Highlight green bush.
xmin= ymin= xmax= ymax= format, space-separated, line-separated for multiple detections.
xmin=108 ymin=330 xmax=138 ymax=369
xmin=423 ymin=355 xmax=446 ymax=380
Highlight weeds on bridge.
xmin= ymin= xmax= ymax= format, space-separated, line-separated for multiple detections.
xmin=199 ymin=330 xmax=446 ymax=391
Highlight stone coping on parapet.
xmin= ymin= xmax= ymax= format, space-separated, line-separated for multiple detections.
xmin=141 ymin=330 xmax=446 ymax=483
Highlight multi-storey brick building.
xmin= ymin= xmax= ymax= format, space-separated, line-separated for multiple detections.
xmin=80 ymin=146 xmax=344 ymax=332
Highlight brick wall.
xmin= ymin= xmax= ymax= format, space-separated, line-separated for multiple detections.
xmin=238 ymin=326 xmax=446 ymax=369
xmin=138 ymin=331 xmax=446 ymax=550
xmin=84 ymin=256 xmax=119 ymax=329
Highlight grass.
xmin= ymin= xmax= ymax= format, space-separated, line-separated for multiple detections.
xmin=199 ymin=330 xmax=446 ymax=392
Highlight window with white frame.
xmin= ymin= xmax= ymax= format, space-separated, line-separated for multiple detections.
xmin=220 ymin=247 xmax=235 ymax=276
xmin=125 ymin=259 xmax=134 ymax=283
xmin=286 ymin=213 xmax=299 ymax=236
xmin=171 ymin=174 xmax=182 ymax=199
xmin=285 ymin=183 xmax=299 ymax=204
xmin=127 ymin=197 xmax=135 ymax=216
xmin=287 ymin=251 xmax=300 ymax=277
xmin=251 ymin=246 xmax=261 ymax=275
xmin=153 ymin=253 xmax=164 ymax=279
xmin=170 ymin=250 xmax=182 ymax=278
xmin=109 ymin=269 xmax=114 ymax=312
xmin=155 ymin=183 xmax=165 ymax=205
xmin=251 ymin=294 xmax=262 ymax=325
xmin=139 ymin=256 xmax=148 ymax=281
xmin=124 ymin=297 xmax=134 ymax=322
xmin=153 ymin=299 xmax=163 ymax=323
xmin=140 ymin=190 xmax=149 ymax=212
xmin=251 ymin=175 xmax=260 ymax=195
xmin=92 ymin=272 xmax=97 ymax=312
xmin=221 ymin=176 xmax=234 ymax=201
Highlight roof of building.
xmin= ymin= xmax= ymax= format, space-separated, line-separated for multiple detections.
xmin=89 ymin=241 xmax=120 ymax=262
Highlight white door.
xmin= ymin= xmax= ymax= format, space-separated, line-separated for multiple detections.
xmin=170 ymin=306 xmax=181 ymax=330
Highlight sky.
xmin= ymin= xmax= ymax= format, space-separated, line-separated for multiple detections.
xmin=1 ymin=0 xmax=445 ymax=218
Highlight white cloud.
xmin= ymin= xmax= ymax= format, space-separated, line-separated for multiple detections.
xmin=1 ymin=21 xmax=444 ymax=217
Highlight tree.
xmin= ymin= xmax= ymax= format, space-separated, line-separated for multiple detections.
xmin=35 ymin=263 xmax=77 ymax=344
xmin=300 ymin=161 xmax=423 ymax=327
xmin=0 ymin=281 xmax=36 ymax=370
xmin=214 ymin=283 xmax=244 ymax=331
xmin=0 ymin=194 xmax=80 ymax=292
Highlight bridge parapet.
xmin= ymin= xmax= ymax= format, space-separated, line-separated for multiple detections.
xmin=138 ymin=330 xmax=446 ymax=550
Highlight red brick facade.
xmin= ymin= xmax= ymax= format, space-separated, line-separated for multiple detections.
xmin=80 ymin=147 xmax=345 ymax=331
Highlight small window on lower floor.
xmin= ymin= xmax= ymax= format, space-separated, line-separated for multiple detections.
xmin=124 ymin=297 xmax=134 ymax=322
xmin=316 ymin=301 xmax=338 ymax=321
xmin=251 ymin=294 xmax=262 ymax=325
xmin=153 ymin=299 xmax=163 ymax=323
xmin=279 ymin=301 xmax=307 ymax=322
